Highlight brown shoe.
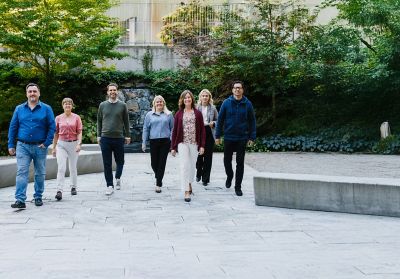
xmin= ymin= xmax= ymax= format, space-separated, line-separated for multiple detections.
xmin=184 ymin=191 xmax=191 ymax=202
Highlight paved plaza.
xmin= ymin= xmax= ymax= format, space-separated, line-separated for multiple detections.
xmin=1 ymin=152 xmax=400 ymax=278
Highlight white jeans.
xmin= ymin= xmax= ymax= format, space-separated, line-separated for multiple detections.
xmin=56 ymin=140 xmax=79 ymax=192
xmin=178 ymin=143 xmax=198 ymax=192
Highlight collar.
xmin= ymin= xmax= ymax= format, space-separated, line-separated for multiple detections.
xmin=108 ymin=99 xmax=119 ymax=104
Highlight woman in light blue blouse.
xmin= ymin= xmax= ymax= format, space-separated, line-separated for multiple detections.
xmin=142 ymin=95 xmax=174 ymax=193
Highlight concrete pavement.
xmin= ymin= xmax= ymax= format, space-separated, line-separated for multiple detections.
xmin=1 ymin=152 xmax=400 ymax=278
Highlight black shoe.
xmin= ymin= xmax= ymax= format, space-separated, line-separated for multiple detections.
xmin=34 ymin=198 xmax=43 ymax=206
xmin=71 ymin=187 xmax=77 ymax=195
xmin=55 ymin=191 xmax=62 ymax=201
xmin=196 ymin=177 xmax=201 ymax=182
xmin=235 ymin=188 xmax=243 ymax=196
xmin=202 ymin=182 xmax=208 ymax=186
xmin=11 ymin=201 xmax=26 ymax=209
xmin=225 ymin=178 xmax=232 ymax=188
xmin=184 ymin=197 xmax=191 ymax=202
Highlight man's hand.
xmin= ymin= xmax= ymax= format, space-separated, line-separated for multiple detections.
xmin=215 ymin=139 xmax=221 ymax=145
xmin=125 ymin=137 xmax=131 ymax=145
xmin=247 ymin=140 xmax=254 ymax=147
xmin=8 ymin=148 xmax=15 ymax=156
xmin=97 ymin=137 xmax=101 ymax=145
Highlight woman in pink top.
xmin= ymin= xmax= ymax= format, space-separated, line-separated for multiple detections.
xmin=52 ymin=98 xmax=83 ymax=201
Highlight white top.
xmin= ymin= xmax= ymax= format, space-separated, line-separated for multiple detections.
xmin=201 ymin=105 xmax=208 ymax=125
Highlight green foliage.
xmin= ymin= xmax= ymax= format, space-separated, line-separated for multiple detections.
xmin=372 ymin=135 xmax=400 ymax=154
xmin=0 ymin=0 xmax=125 ymax=95
xmin=80 ymin=107 xmax=98 ymax=144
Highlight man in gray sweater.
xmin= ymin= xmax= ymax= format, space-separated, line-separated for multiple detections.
xmin=97 ymin=83 xmax=131 ymax=195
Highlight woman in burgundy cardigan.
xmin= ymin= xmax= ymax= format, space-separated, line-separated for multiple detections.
xmin=171 ymin=90 xmax=206 ymax=202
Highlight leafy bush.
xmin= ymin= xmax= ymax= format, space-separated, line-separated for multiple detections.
xmin=372 ymin=135 xmax=400 ymax=154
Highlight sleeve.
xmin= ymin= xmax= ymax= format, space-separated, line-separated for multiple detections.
xmin=171 ymin=112 xmax=179 ymax=151
xmin=55 ymin=116 xmax=60 ymax=134
xmin=198 ymin=111 xmax=206 ymax=148
xmin=169 ymin=114 xmax=174 ymax=141
xmin=142 ymin=112 xmax=150 ymax=145
xmin=97 ymin=103 xmax=102 ymax=137
xmin=212 ymin=106 xmax=218 ymax=122
xmin=123 ymin=104 xmax=130 ymax=138
xmin=44 ymin=106 xmax=56 ymax=147
xmin=248 ymin=102 xmax=256 ymax=141
xmin=76 ymin=115 xmax=83 ymax=133
xmin=215 ymin=102 xmax=225 ymax=139
xmin=7 ymin=106 xmax=20 ymax=149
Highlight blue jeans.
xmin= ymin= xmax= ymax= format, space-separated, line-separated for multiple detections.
xmin=15 ymin=141 xmax=48 ymax=202
xmin=100 ymin=137 xmax=125 ymax=187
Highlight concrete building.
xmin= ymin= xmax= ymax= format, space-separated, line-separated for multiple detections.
xmin=106 ymin=1 xmax=337 ymax=71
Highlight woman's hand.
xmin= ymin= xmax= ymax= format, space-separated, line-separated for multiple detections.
xmin=171 ymin=150 xmax=177 ymax=157
xmin=199 ymin=147 xmax=205 ymax=155
xmin=75 ymin=144 xmax=81 ymax=153
xmin=52 ymin=148 xmax=56 ymax=157
xmin=142 ymin=144 xmax=146 ymax=152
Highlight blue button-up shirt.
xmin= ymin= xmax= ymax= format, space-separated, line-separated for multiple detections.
xmin=8 ymin=101 xmax=56 ymax=148
xmin=142 ymin=111 xmax=174 ymax=145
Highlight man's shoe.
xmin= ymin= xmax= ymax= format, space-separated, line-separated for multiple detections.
xmin=105 ymin=186 xmax=114 ymax=196
xmin=196 ymin=177 xmax=201 ymax=182
xmin=11 ymin=201 xmax=26 ymax=209
xmin=34 ymin=198 xmax=43 ymax=206
xmin=235 ymin=188 xmax=243 ymax=196
xmin=202 ymin=182 xmax=208 ymax=186
xmin=225 ymin=178 xmax=232 ymax=188
xmin=55 ymin=191 xmax=62 ymax=201
xmin=155 ymin=186 xmax=162 ymax=193
xmin=71 ymin=187 xmax=77 ymax=195
xmin=115 ymin=179 xmax=121 ymax=190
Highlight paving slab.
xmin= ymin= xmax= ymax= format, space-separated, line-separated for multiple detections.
xmin=0 ymin=152 xmax=400 ymax=278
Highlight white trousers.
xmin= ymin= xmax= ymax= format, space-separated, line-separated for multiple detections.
xmin=56 ymin=140 xmax=79 ymax=192
xmin=178 ymin=143 xmax=198 ymax=192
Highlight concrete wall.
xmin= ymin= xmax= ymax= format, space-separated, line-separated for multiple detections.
xmin=254 ymin=173 xmax=400 ymax=217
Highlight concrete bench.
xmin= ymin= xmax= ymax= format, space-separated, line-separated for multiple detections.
xmin=0 ymin=145 xmax=115 ymax=188
xmin=254 ymin=173 xmax=400 ymax=217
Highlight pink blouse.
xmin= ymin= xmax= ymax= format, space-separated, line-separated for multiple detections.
xmin=55 ymin=113 xmax=83 ymax=141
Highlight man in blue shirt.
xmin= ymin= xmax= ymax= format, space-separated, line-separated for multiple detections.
xmin=8 ymin=83 xmax=56 ymax=209
xmin=215 ymin=80 xmax=256 ymax=196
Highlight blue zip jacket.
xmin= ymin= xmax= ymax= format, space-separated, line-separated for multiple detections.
xmin=215 ymin=95 xmax=256 ymax=141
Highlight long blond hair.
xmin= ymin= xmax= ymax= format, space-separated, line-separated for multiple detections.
xmin=152 ymin=95 xmax=171 ymax=115
xmin=197 ymin=89 xmax=214 ymax=105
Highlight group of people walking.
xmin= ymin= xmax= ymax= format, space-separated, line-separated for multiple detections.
xmin=7 ymin=81 xmax=256 ymax=209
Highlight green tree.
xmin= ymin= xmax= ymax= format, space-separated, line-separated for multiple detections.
xmin=0 ymin=0 xmax=125 ymax=100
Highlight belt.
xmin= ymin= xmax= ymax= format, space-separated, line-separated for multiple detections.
xmin=18 ymin=140 xmax=44 ymax=145
xmin=62 ymin=139 xmax=77 ymax=142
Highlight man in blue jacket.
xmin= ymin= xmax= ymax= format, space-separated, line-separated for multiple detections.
xmin=215 ymin=80 xmax=256 ymax=196
xmin=8 ymin=83 xmax=56 ymax=209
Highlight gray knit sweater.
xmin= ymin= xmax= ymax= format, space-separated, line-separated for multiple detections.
xmin=97 ymin=100 xmax=130 ymax=138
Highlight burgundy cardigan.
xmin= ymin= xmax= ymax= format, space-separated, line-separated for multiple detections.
xmin=171 ymin=109 xmax=206 ymax=151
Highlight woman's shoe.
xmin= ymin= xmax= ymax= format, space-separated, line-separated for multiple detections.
xmin=155 ymin=186 xmax=162 ymax=193
xmin=184 ymin=191 xmax=191 ymax=202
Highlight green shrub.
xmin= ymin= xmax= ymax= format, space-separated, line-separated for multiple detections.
xmin=372 ymin=135 xmax=400 ymax=154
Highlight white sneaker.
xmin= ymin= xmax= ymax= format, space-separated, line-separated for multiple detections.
xmin=105 ymin=186 xmax=114 ymax=195
xmin=115 ymin=179 xmax=121 ymax=190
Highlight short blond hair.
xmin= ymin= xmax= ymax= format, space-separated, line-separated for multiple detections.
xmin=61 ymin=97 xmax=74 ymax=107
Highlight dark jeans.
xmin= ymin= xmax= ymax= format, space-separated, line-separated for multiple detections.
xmin=223 ymin=140 xmax=247 ymax=189
xmin=196 ymin=126 xmax=214 ymax=183
xmin=150 ymin=138 xmax=170 ymax=187
xmin=100 ymin=137 xmax=125 ymax=187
